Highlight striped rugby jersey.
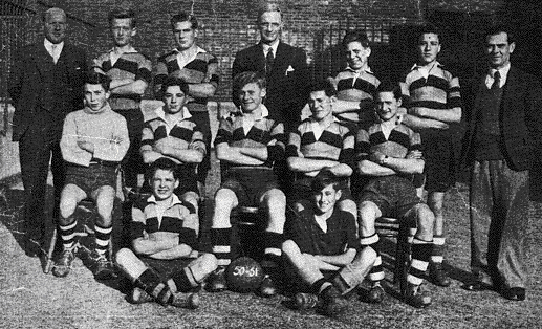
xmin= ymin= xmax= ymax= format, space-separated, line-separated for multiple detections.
xmin=154 ymin=47 xmax=219 ymax=112
xmin=130 ymin=194 xmax=197 ymax=249
xmin=333 ymin=66 xmax=381 ymax=124
xmin=286 ymin=118 xmax=355 ymax=172
xmin=140 ymin=106 xmax=206 ymax=164
xmin=214 ymin=105 xmax=285 ymax=169
xmin=355 ymin=123 xmax=422 ymax=162
xmin=399 ymin=61 xmax=461 ymax=111
xmin=93 ymin=47 xmax=152 ymax=110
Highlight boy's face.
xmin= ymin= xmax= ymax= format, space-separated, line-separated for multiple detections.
xmin=313 ymin=183 xmax=342 ymax=215
xmin=308 ymin=90 xmax=333 ymax=121
xmin=374 ymin=91 xmax=401 ymax=122
xmin=151 ymin=169 xmax=179 ymax=201
xmin=238 ymin=82 xmax=266 ymax=113
xmin=164 ymin=85 xmax=187 ymax=114
xmin=345 ymin=41 xmax=370 ymax=70
xmin=111 ymin=18 xmax=135 ymax=47
xmin=173 ymin=21 xmax=197 ymax=51
xmin=417 ymin=33 xmax=440 ymax=65
xmin=84 ymin=83 xmax=110 ymax=112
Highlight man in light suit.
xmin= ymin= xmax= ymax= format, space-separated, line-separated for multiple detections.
xmin=232 ymin=3 xmax=309 ymax=133
xmin=8 ymin=7 xmax=87 ymax=258
xmin=461 ymin=25 xmax=542 ymax=301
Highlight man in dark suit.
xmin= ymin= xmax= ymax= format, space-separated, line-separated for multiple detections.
xmin=8 ymin=7 xmax=87 ymax=257
xmin=461 ymin=25 xmax=542 ymax=301
xmin=232 ymin=4 xmax=309 ymax=133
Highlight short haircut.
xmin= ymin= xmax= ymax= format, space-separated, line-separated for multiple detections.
xmin=160 ymin=77 xmax=190 ymax=96
xmin=108 ymin=8 xmax=136 ymax=28
xmin=375 ymin=80 xmax=402 ymax=100
xmin=310 ymin=170 xmax=341 ymax=192
xmin=148 ymin=157 xmax=179 ymax=180
xmin=485 ymin=24 xmax=515 ymax=44
xmin=417 ymin=24 xmax=440 ymax=41
xmin=43 ymin=7 xmax=66 ymax=22
xmin=309 ymin=80 xmax=336 ymax=97
xmin=342 ymin=29 xmax=370 ymax=48
xmin=257 ymin=3 xmax=282 ymax=23
xmin=233 ymin=71 xmax=266 ymax=95
xmin=171 ymin=11 xmax=198 ymax=29
xmin=85 ymin=72 xmax=111 ymax=92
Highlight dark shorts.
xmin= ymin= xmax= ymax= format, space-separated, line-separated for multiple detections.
xmin=221 ymin=168 xmax=280 ymax=206
xmin=289 ymin=176 xmax=353 ymax=204
xmin=421 ymin=130 xmax=460 ymax=193
xmin=141 ymin=257 xmax=191 ymax=281
xmin=64 ymin=164 xmax=117 ymax=197
xmin=359 ymin=175 xmax=423 ymax=218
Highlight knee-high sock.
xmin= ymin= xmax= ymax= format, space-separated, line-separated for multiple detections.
xmin=361 ymin=234 xmax=384 ymax=283
xmin=212 ymin=227 xmax=232 ymax=267
xmin=59 ymin=218 xmax=77 ymax=250
xmin=408 ymin=237 xmax=432 ymax=286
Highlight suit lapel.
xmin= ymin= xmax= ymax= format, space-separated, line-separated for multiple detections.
xmin=34 ymin=42 xmax=55 ymax=75
xmin=271 ymin=42 xmax=289 ymax=76
xmin=254 ymin=43 xmax=266 ymax=71
xmin=500 ymin=67 xmax=518 ymax=118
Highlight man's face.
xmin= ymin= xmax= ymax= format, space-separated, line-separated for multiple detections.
xmin=238 ymin=82 xmax=266 ymax=113
xmin=44 ymin=11 xmax=66 ymax=44
xmin=151 ymin=169 xmax=179 ymax=201
xmin=374 ymin=91 xmax=401 ymax=122
xmin=173 ymin=21 xmax=197 ymax=51
xmin=163 ymin=85 xmax=187 ymax=114
xmin=258 ymin=12 xmax=282 ymax=44
xmin=309 ymin=90 xmax=333 ymax=121
xmin=111 ymin=18 xmax=135 ymax=47
xmin=313 ymin=183 xmax=341 ymax=215
xmin=84 ymin=84 xmax=110 ymax=112
xmin=485 ymin=32 xmax=515 ymax=69
xmin=345 ymin=41 xmax=370 ymax=70
xmin=417 ymin=33 xmax=440 ymax=65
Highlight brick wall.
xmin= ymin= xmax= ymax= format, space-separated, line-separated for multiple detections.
xmin=15 ymin=0 xmax=509 ymax=102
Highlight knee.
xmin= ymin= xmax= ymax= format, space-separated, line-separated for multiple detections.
xmin=281 ymin=240 xmax=301 ymax=259
xmin=59 ymin=197 xmax=78 ymax=219
xmin=415 ymin=204 xmax=435 ymax=229
xmin=115 ymin=247 xmax=135 ymax=266
xmin=199 ymin=253 xmax=218 ymax=273
xmin=358 ymin=201 xmax=377 ymax=224
xmin=262 ymin=189 xmax=286 ymax=206
xmin=358 ymin=246 xmax=377 ymax=266
xmin=214 ymin=189 xmax=237 ymax=208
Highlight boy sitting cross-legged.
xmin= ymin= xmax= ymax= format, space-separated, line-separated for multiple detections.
xmin=53 ymin=72 xmax=129 ymax=280
xmin=115 ymin=157 xmax=217 ymax=307
xmin=356 ymin=81 xmax=435 ymax=308
xmin=282 ymin=170 xmax=376 ymax=317
xmin=208 ymin=71 xmax=286 ymax=297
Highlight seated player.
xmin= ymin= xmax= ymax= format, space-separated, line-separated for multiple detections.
xmin=282 ymin=170 xmax=376 ymax=317
xmin=208 ymin=71 xmax=286 ymax=297
xmin=116 ymin=158 xmax=217 ymax=307
xmin=356 ymin=81 xmax=435 ymax=308
xmin=53 ymin=72 xmax=129 ymax=279
xmin=286 ymin=80 xmax=356 ymax=220
xmin=140 ymin=77 xmax=204 ymax=233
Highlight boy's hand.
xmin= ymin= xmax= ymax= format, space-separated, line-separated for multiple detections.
xmin=406 ymin=150 xmax=423 ymax=159
xmin=369 ymin=151 xmax=387 ymax=164
xmin=78 ymin=140 xmax=94 ymax=153
xmin=154 ymin=138 xmax=175 ymax=155
xmin=110 ymin=135 xmax=123 ymax=146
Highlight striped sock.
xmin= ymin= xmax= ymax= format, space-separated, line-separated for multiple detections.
xmin=408 ymin=237 xmax=432 ymax=286
xmin=361 ymin=234 xmax=385 ymax=283
xmin=59 ymin=219 xmax=77 ymax=250
xmin=431 ymin=236 xmax=445 ymax=264
xmin=212 ymin=227 xmax=232 ymax=267
xmin=94 ymin=224 xmax=112 ymax=257
xmin=263 ymin=232 xmax=283 ymax=258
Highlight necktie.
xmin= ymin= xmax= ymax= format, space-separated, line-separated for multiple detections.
xmin=51 ymin=44 xmax=59 ymax=64
xmin=266 ymin=48 xmax=275 ymax=74
xmin=491 ymin=71 xmax=501 ymax=90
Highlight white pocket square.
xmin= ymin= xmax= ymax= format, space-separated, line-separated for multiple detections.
xmin=285 ymin=65 xmax=295 ymax=74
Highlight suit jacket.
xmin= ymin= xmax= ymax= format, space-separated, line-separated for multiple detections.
xmin=232 ymin=42 xmax=309 ymax=127
xmin=8 ymin=41 xmax=87 ymax=141
xmin=461 ymin=66 xmax=542 ymax=172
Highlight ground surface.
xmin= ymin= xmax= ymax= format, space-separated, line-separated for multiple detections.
xmin=1 ymin=106 xmax=541 ymax=329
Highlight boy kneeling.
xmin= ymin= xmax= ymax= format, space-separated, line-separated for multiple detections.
xmin=282 ymin=171 xmax=375 ymax=317
xmin=53 ymin=72 xmax=129 ymax=279
xmin=116 ymin=158 xmax=217 ymax=307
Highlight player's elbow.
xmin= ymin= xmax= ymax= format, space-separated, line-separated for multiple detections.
xmin=133 ymin=81 xmax=148 ymax=95
xmin=358 ymin=160 xmax=374 ymax=175
xmin=286 ymin=157 xmax=301 ymax=172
